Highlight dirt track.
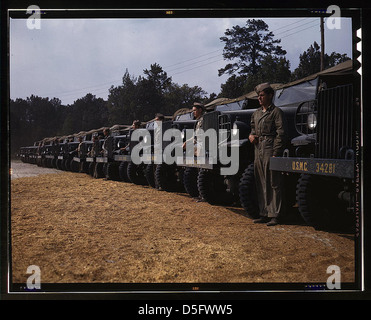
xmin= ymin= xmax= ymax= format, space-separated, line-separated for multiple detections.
xmin=10 ymin=161 xmax=356 ymax=286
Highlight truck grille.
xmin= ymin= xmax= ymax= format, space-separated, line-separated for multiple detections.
xmin=202 ymin=110 xmax=220 ymax=132
xmin=316 ymin=84 xmax=353 ymax=159
xmin=218 ymin=114 xmax=231 ymax=135
xmin=202 ymin=111 xmax=220 ymax=154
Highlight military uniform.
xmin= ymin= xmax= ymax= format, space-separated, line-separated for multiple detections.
xmin=88 ymin=139 xmax=100 ymax=157
xmin=77 ymin=141 xmax=83 ymax=157
xmin=250 ymin=103 xmax=287 ymax=219
xmin=184 ymin=115 xmax=203 ymax=156
xmin=102 ymin=135 xmax=113 ymax=157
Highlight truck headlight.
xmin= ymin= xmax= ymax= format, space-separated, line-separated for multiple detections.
xmin=232 ymin=123 xmax=239 ymax=136
xmin=307 ymin=113 xmax=317 ymax=130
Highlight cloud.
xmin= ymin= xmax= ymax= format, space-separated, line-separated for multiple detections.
xmin=9 ymin=16 xmax=353 ymax=105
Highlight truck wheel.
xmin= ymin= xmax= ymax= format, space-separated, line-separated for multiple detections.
xmin=155 ymin=164 xmax=179 ymax=191
xmin=64 ymin=158 xmax=71 ymax=171
xmin=106 ymin=162 xmax=120 ymax=181
xmin=119 ymin=161 xmax=130 ymax=182
xmin=46 ymin=158 xmax=53 ymax=168
xmin=70 ymin=159 xmax=80 ymax=173
xmin=88 ymin=162 xmax=95 ymax=177
xmin=81 ymin=161 xmax=89 ymax=173
xmin=60 ymin=159 xmax=66 ymax=170
xmin=296 ymin=174 xmax=332 ymax=228
xmin=238 ymin=163 xmax=259 ymax=218
xmin=296 ymin=174 xmax=353 ymax=231
xmin=183 ymin=167 xmax=199 ymax=198
xmin=145 ymin=164 xmax=157 ymax=188
xmin=56 ymin=159 xmax=63 ymax=170
xmin=197 ymin=169 xmax=234 ymax=205
xmin=127 ymin=162 xmax=147 ymax=185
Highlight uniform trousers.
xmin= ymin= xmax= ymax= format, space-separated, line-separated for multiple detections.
xmin=254 ymin=137 xmax=284 ymax=218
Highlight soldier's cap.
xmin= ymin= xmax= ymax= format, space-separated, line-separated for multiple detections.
xmin=255 ymin=82 xmax=273 ymax=94
xmin=193 ymin=102 xmax=205 ymax=110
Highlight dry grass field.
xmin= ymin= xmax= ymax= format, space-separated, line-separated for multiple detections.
xmin=10 ymin=161 xmax=356 ymax=287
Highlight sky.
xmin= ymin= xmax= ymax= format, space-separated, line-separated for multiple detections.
xmin=9 ymin=12 xmax=353 ymax=106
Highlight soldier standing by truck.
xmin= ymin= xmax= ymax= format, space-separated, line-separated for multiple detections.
xmin=182 ymin=102 xmax=205 ymax=155
xmin=101 ymin=128 xmax=113 ymax=157
xmin=88 ymin=135 xmax=100 ymax=157
xmin=249 ymin=83 xmax=288 ymax=226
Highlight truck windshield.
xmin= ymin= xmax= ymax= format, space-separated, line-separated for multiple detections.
xmin=274 ymin=77 xmax=319 ymax=107
xmin=215 ymin=101 xmax=243 ymax=112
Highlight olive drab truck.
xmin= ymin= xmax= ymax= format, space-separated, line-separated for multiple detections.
xmin=155 ymin=109 xmax=198 ymax=193
xmin=84 ymin=127 xmax=108 ymax=178
xmin=103 ymin=124 xmax=131 ymax=181
xmin=175 ymin=89 xmax=297 ymax=210
xmin=269 ymin=59 xmax=359 ymax=230
xmin=122 ymin=119 xmax=170 ymax=187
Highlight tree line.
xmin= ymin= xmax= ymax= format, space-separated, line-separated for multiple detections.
xmin=10 ymin=19 xmax=350 ymax=156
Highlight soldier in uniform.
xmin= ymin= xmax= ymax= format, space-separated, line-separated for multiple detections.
xmin=182 ymin=102 xmax=205 ymax=202
xmin=154 ymin=113 xmax=165 ymax=122
xmin=120 ymin=120 xmax=141 ymax=153
xmin=101 ymin=128 xmax=113 ymax=157
xmin=182 ymin=102 xmax=205 ymax=154
xmin=249 ymin=83 xmax=287 ymax=226
xmin=76 ymin=136 xmax=84 ymax=157
xmin=88 ymin=135 xmax=100 ymax=157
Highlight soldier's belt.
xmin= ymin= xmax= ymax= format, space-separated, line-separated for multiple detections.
xmin=258 ymin=135 xmax=275 ymax=141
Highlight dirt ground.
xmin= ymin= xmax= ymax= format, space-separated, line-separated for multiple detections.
xmin=9 ymin=160 xmax=356 ymax=287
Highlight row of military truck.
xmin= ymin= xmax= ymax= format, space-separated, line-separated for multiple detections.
xmin=18 ymin=60 xmax=360 ymax=231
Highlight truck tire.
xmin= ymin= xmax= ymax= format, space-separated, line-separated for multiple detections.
xmin=155 ymin=163 xmax=179 ymax=191
xmin=106 ymin=162 xmax=120 ymax=181
xmin=94 ymin=162 xmax=105 ymax=179
xmin=56 ymin=159 xmax=63 ymax=170
xmin=88 ymin=162 xmax=95 ymax=177
xmin=64 ymin=158 xmax=71 ymax=171
xmin=127 ymin=161 xmax=147 ymax=185
xmin=197 ymin=169 xmax=234 ymax=205
xmin=46 ymin=158 xmax=53 ymax=168
xmin=296 ymin=174 xmax=353 ymax=231
xmin=183 ymin=167 xmax=199 ymax=198
xmin=52 ymin=158 xmax=58 ymax=168
xmin=238 ymin=163 xmax=259 ymax=218
xmin=119 ymin=161 xmax=130 ymax=182
xmin=145 ymin=164 xmax=157 ymax=188
xmin=70 ymin=159 xmax=80 ymax=172
xmin=81 ymin=161 xmax=89 ymax=173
